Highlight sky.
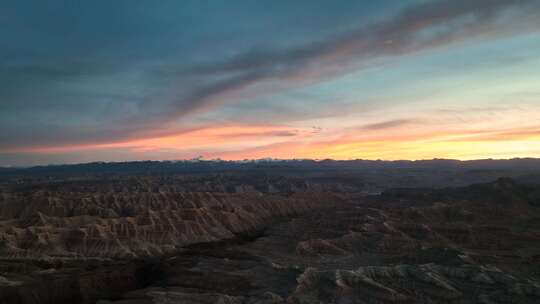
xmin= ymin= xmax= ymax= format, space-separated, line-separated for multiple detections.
xmin=1 ymin=0 xmax=540 ymax=166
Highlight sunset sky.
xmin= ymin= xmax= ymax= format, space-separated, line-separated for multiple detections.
xmin=1 ymin=0 xmax=540 ymax=166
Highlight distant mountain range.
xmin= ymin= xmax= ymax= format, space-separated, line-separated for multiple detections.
xmin=2 ymin=158 xmax=540 ymax=177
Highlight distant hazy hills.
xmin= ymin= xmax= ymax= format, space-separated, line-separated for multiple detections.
xmin=2 ymin=158 xmax=540 ymax=177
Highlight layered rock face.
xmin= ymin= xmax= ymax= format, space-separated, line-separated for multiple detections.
xmin=1 ymin=174 xmax=540 ymax=304
xmin=116 ymin=178 xmax=539 ymax=304
xmin=0 ymin=175 xmax=339 ymax=303
xmin=0 ymin=176 xmax=336 ymax=258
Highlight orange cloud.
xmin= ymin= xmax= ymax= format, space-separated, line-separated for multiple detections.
xmin=15 ymin=124 xmax=309 ymax=154
xmin=206 ymin=124 xmax=540 ymax=160
xmin=11 ymin=122 xmax=540 ymax=162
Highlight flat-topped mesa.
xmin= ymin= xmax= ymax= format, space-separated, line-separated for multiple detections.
xmin=0 ymin=183 xmax=337 ymax=259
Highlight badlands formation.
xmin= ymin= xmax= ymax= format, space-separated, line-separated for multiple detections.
xmin=0 ymin=160 xmax=539 ymax=303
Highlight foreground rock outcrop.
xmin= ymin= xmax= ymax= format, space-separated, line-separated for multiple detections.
xmin=289 ymin=263 xmax=540 ymax=303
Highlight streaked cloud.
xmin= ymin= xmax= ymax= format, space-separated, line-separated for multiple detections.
xmin=167 ymin=0 xmax=540 ymax=117
xmin=1 ymin=0 xmax=539 ymax=165
xmin=355 ymin=119 xmax=419 ymax=131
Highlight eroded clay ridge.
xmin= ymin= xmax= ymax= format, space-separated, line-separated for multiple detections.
xmin=0 ymin=178 xmax=337 ymax=258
